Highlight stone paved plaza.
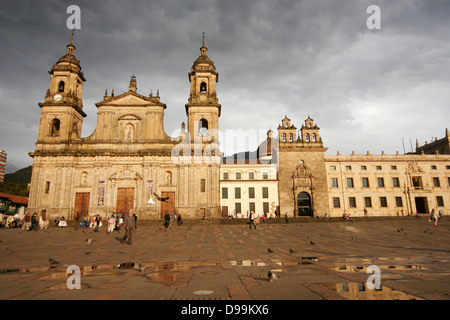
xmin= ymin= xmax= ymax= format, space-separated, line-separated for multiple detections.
xmin=0 ymin=216 xmax=449 ymax=301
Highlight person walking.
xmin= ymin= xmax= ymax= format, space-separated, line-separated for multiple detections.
xmin=121 ymin=209 xmax=136 ymax=244
xmin=164 ymin=213 xmax=171 ymax=231
xmin=107 ymin=214 xmax=116 ymax=233
xmin=74 ymin=212 xmax=80 ymax=231
xmin=431 ymin=208 xmax=439 ymax=227
xmin=249 ymin=211 xmax=257 ymax=230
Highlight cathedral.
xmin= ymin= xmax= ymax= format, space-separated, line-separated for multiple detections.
xmin=27 ymin=34 xmax=450 ymax=220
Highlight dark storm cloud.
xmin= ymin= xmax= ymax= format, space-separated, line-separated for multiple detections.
xmin=0 ymin=0 xmax=449 ymax=173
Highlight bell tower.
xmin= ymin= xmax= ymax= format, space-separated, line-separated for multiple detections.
xmin=36 ymin=32 xmax=86 ymax=151
xmin=185 ymin=33 xmax=221 ymax=143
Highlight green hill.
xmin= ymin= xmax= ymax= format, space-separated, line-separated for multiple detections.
xmin=0 ymin=166 xmax=32 ymax=197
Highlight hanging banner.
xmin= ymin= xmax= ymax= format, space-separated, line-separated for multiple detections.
xmin=147 ymin=180 xmax=155 ymax=204
xmin=98 ymin=181 xmax=105 ymax=206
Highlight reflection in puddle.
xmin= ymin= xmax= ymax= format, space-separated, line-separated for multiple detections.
xmin=230 ymin=260 xmax=267 ymax=266
xmin=334 ymin=265 xmax=425 ymax=272
xmin=324 ymin=282 xmax=423 ymax=300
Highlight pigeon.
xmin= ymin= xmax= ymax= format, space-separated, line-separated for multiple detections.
xmin=289 ymin=248 xmax=297 ymax=255
xmin=267 ymin=248 xmax=274 ymax=254
xmin=138 ymin=263 xmax=147 ymax=272
xmin=268 ymin=270 xmax=278 ymax=282
xmin=86 ymin=238 xmax=95 ymax=246
xmin=153 ymin=192 xmax=170 ymax=202
xmin=49 ymin=258 xmax=60 ymax=265
xmin=6 ymin=248 xmax=14 ymax=254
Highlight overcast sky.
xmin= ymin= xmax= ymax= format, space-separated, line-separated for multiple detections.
xmin=1 ymin=0 xmax=449 ymax=173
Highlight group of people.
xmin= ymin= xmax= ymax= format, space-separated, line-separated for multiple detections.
xmin=163 ymin=213 xmax=183 ymax=231
xmin=21 ymin=213 xmax=49 ymax=231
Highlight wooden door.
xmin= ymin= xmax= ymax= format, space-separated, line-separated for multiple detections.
xmin=160 ymin=192 xmax=175 ymax=218
xmin=221 ymin=206 xmax=228 ymax=219
xmin=116 ymin=188 xmax=135 ymax=215
xmin=74 ymin=193 xmax=90 ymax=218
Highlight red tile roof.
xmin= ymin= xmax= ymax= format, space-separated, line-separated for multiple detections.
xmin=0 ymin=192 xmax=29 ymax=205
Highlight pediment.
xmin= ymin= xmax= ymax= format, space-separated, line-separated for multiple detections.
xmin=96 ymin=92 xmax=166 ymax=108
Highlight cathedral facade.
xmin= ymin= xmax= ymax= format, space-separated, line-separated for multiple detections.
xmin=27 ymin=35 xmax=450 ymax=220
xmin=28 ymin=35 xmax=222 ymax=220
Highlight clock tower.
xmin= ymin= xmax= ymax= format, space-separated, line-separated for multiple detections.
xmin=185 ymin=33 xmax=221 ymax=144
xmin=36 ymin=32 xmax=86 ymax=152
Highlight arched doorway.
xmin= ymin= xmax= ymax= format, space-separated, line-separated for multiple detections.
xmin=297 ymin=192 xmax=312 ymax=216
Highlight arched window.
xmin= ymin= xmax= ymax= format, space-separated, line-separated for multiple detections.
xmin=312 ymin=133 xmax=317 ymax=142
xmin=305 ymin=133 xmax=310 ymax=142
xmin=289 ymin=133 xmax=293 ymax=142
xmin=199 ymin=118 xmax=208 ymax=136
xmin=58 ymin=81 xmax=65 ymax=93
xmin=282 ymin=133 xmax=286 ymax=142
xmin=200 ymin=82 xmax=207 ymax=93
xmin=51 ymin=118 xmax=60 ymax=136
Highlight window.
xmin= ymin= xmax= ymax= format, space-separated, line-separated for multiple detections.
xmin=223 ymin=172 xmax=229 ymax=180
xmin=235 ymin=172 xmax=241 ymax=180
xmin=346 ymin=166 xmax=352 ymax=170
xmin=262 ymin=187 xmax=269 ymax=199
xmin=412 ymin=177 xmax=423 ymax=190
xmin=446 ymin=165 xmax=450 ymax=170
xmin=201 ymin=179 xmax=205 ymax=193
xmin=45 ymin=181 xmax=50 ymax=194
xmin=331 ymin=178 xmax=338 ymax=188
xmin=380 ymin=197 xmax=388 ymax=207
xmin=362 ymin=178 xmax=369 ymax=188
xmin=377 ymin=177 xmax=385 ymax=188
xmin=312 ymin=133 xmax=317 ymax=142
xmin=235 ymin=203 xmax=241 ymax=213
xmin=392 ymin=177 xmax=400 ymax=188
xmin=333 ymin=197 xmax=341 ymax=208
xmin=433 ymin=177 xmax=440 ymax=187
xmin=262 ymin=172 xmax=269 ymax=180
xmin=235 ymin=188 xmax=241 ymax=199
xmin=282 ymin=133 xmax=286 ymax=142
xmin=391 ymin=166 xmax=397 ymax=170
xmin=263 ymin=202 xmax=269 ymax=213
xmin=364 ymin=197 xmax=372 ymax=208
xmin=248 ymin=172 xmax=255 ymax=180
xmin=222 ymin=187 xmax=228 ymax=199
xmin=51 ymin=118 xmax=61 ymax=137
xmin=361 ymin=165 xmax=367 ymax=170
xmin=200 ymin=81 xmax=207 ymax=93
xmin=305 ymin=133 xmax=310 ymax=142
xmin=249 ymin=187 xmax=255 ymax=199
xmin=58 ymin=81 xmax=65 ymax=92
xmin=289 ymin=133 xmax=293 ymax=142
xmin=349 ymin=197 xmax=356 ymax=208
xmin=199 ymin=118 xmax=208 ymax=136
xmin=376 ymin=165 xmax=382 ymax=170
xmin=436 ymin=196 xmax=444 ymax=207
xmin=330 ymin=166 xmax=336 ymax=171
xmin=431 ymin=165 xmax=437 ymax=170
xmin=347 ymin=178 xmax=354 ymax=188
xmin=395 ymin=197 xmax=403 ymax=207
xmin=249 ymin=202 xmax=255 ymax=213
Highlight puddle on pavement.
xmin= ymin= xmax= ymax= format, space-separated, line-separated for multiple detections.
xmin=324 ymin=282 xmax=423 ymax=300
xmin=230 ymin=260 xmax=267 ymax=266
xmin=334 ymin=264 xmax=426 ymax=272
